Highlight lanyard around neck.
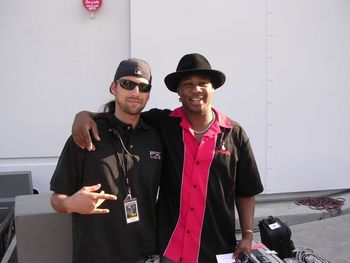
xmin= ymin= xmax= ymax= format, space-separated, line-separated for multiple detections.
xmin=109 ymin=128 xmax=139 ymax=198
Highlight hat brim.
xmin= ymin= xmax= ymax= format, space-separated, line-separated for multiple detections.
xmin=164 ymin=69 xmax=226 ymax=92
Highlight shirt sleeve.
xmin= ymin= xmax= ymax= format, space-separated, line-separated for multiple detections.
xmin=50 ymin=136 xmax=85 ymax=195
xmin=235 ymin=130 xmax=264 ymax=197
xmin=142 ymin=108 xmax=171 ymax=128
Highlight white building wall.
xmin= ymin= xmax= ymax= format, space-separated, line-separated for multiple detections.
xmin=130 ymin=0 xmax=350 ymax=193
xmin=1 ymin=0 xmax=349 ymax=193
xmin=264 ymin=0 xmax=350 ymax=192
xmin=0 ymin=0 xmax=131 ymax=192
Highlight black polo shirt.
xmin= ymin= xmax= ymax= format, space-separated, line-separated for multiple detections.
xmin=142 ymin=107 xmax=263 ymax=263
xmin=50 ymin=113 xmax=163 ymax=263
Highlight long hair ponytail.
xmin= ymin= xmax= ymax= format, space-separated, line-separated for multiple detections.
xmin=103 ymin=100 xmax=115 ymax=114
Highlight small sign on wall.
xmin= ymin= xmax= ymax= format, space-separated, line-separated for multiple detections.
xmin=82 ymin=0 xmax=102 ymax=18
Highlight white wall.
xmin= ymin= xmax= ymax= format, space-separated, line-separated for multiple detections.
xmin=1 ymin=0 xmax=349 ymax=193
xmin=130 ymin=0 xmax=350 ymax=193
xmin=0 ymin=0 xmax=131 ymax=192
xmin=264 ymin=0 xmax=350 ymax=192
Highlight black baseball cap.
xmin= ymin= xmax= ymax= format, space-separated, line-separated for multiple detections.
xmin=114 ymin=58 xmax=152 ymax=84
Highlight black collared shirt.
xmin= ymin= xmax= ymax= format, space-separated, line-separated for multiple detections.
xmin=50 ymin=113 xmax=163 ymax=263
xmin=143 ymin=108 xmax=263 ymax=263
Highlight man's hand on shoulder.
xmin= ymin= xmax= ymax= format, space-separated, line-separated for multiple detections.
xmin=72 ymin=111 xmax=100 ymax=151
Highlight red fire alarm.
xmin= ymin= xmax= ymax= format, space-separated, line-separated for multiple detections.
xmin=82 ymin=0 xmax=102 ymax=18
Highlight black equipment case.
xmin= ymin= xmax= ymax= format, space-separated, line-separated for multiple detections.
xmin=258 ymin=216 xmax=295 ymax=259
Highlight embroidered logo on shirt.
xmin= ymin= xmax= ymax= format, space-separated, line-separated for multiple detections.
xmin=216 ymin=143 xmax=231 ymax=155
xmin=149 ymin=151 xmax=161 ymax=160
xmin=216 ymin=149 xmax=231 ymax=155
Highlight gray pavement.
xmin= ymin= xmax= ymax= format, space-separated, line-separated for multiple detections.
xmin=3 ymin=190 xmax=349 ymax=262
xmin=249 ymin=189 xmax=350 ymax=263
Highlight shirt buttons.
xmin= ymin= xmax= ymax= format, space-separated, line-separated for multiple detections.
xmin=190 ymin=208 xmax=194 ymax=211
xmin=196 ymin=161 xmax=200 ymax=165
xmin=130 ymin=145 xmax=133 ymax=149
xmin=186 ymin=230 xmax=191 ymax=234
xmin=193 ymin=184 xmax=197 ymax=189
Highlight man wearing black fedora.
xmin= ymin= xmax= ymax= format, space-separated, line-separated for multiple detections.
xmin=72 ymin=53 xmax=263 ymax=262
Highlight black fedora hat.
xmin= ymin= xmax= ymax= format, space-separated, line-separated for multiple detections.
xmin=164 ymin=53 xmax=226 ymax=92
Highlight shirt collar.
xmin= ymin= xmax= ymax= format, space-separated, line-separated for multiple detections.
xmin=99 ymin=113 xmax=151 ymax=131
xmin=169 ymin=106 xmax=232 ymax=130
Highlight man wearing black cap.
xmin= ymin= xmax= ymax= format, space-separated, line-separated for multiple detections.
xmin=50 ymin=58 xmax=163 ymax=263
xmin=72 ymin=53 xmax=263 ymax=262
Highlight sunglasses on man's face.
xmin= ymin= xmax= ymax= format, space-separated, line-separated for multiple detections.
xmin=116 ymin=79 xmax=152 ymax=93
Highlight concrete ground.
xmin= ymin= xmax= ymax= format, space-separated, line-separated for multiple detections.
xmin=2 ymin=190 xmax=349 ymax=262
xmin=250 ymin=189 xmax=350 ymax=263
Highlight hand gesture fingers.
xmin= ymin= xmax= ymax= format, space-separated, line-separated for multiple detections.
xmin=90 ymin=208 xmax=111 ymax=214
xmin=95 ymin=191 xmax=106 ymax=208
xmin=68 ymin=184 xmax=117 ymax=214
xmin=95 ymin=191 xmax=118 ymax=202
